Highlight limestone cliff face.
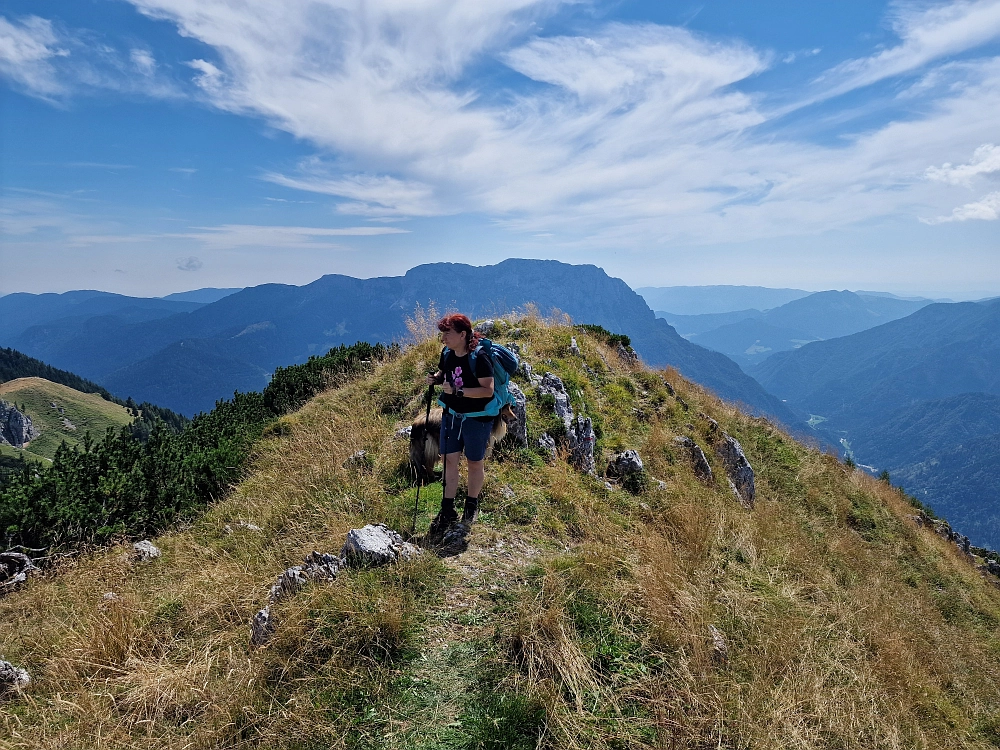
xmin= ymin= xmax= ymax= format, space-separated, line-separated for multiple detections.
xmin=0 ymin=400 xmax=37 ymax=448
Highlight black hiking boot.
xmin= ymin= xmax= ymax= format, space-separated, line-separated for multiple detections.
xmin=461 ymin=496 xmax=480 ymax=525
xmin=429 ymin=501 xmax=458 ymax=538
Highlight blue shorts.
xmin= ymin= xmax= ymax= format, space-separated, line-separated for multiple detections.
xmin=439 ymin=411 xmax=493 ymax=461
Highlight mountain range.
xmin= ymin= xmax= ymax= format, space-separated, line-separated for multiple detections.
xmin=658 ymin=290 xmax=931 ymax=368
xmin=752 ymin=298 xmax=1000 ymax=548
xmin=2 ymin=261 xmax=798 ymax=425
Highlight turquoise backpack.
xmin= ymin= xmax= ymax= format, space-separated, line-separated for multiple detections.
xmin=438 ymin=338 xmax=520 ymax=418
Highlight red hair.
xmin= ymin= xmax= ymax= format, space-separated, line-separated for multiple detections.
xmin=437 ymin=313 xmax=480 ymax=348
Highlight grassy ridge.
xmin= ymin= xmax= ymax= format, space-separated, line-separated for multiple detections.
xmin=0 ymin=378 xmax=134 ymax=462
xmin=1 ymin=320 xmax=999 ymax=749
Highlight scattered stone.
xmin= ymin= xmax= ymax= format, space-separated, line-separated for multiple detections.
xmin=655 ymin=480 xmax=668 ymax=491
xmin=341 ymin=524 xmax=421 ymax=568
xmin=569 ymin=337 xmax=581 ymax=356
xmin=604 ymin=481 xmax=615 ymax=491
xmin=569 ymin=417 xmax=596 ymax=475
xmin=676 ymin=397 xmax=689 ymax=411
xmin=498 ymin=484 xmax=516 ymax=500
xmin=344 ymin=450 xmax=372 ymax=471
xmin=709 ymin=625 xmax=729 ymax=665
xmin=673 ymin=437 xmax=714 ymax=483
xmin=507 ymin=327 xmax=526 ymax=339
xmin=250 ymin=607 xmax=275 ymax=646
xmin=583 ymin=363 xmax=598 ymax=379
xmin=0 ymin=552 xmax=37 ymax=586
xmin=395 ymin=425 xmax=412 ymax=440
xmin=519 ymin=360 xmax=534 ymax=380
xmin=61 ymin=418 xmax=76 ymax=431
xmin=981 ymin=560 xmax=1000 ymax=577
xmin=102 ymin=592 xmax=119 ymax=601
xmin=506 ymin=382 xmax=528 ymax=447
xmin=0 ymin=400 xmax=38 ymax=448
xmin=661 ymin=380 xmax=676 ymax=396
xmin=133 ymin=540 xmax=161 ymax=561
xmin=268 ymin=567 xmax=310 ymax=604
xmin=699 ymin=412 xmax=720 ymax=432
xmin=537 ymin=433 xmax=557 ymax=462
xmin=224 ymin=521 xmax=263 ymax=535
xmin=714 ymin=433 xmax=755 ymax=509
xmin=474 ymin=319 xmax=496 ymax=336
xmin=0 ymin=660 xmax=30 ymax=691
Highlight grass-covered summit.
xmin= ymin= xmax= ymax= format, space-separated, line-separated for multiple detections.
xmin=2 ymin=318 xmax=999 ymax=749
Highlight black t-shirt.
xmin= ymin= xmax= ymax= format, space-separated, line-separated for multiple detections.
xmin=438 ymin=348 xmax=494 ymax=420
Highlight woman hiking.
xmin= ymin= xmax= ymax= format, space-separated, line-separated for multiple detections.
xmin=425 ymin=313 xmax=494 ymax=535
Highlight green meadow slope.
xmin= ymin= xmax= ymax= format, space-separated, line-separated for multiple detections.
xmin=2 ymin=320 xmax=1000 ymax=749
xmin=0 ymin=377 xmax=133 ymax=463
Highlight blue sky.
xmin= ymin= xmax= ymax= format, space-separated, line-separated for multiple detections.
xmin=2 ymin=0 xmax=999 ymax=298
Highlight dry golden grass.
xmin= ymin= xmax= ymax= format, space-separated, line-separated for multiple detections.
xmin=2 ymin=322 xmax=1000 ymax=749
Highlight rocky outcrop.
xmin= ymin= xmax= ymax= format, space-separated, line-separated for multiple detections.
xmin=0 ymin=552 xmax=37 ymax=589
xmin=606 ymin=450 xmax=644 ymax=479
xmin=507 ymin=382 xmax=528 ymax=447
xmin=0 ymin=401 xmax=37 ymax=448
xmin=250 ymin=607 xmax=275 ymax=646
xmin=0 ymin=660 xmax=30 ymax=691
xmin=569 ymin=417 xmax=596 ymax=475
xmin=616 ymin=342 xmax=639 ymax=364
xmin=538 ymin=433 xmax=557 ymax=462
xmin=341 ymin=524 xmax=421 ymax=567
xmin=538 ymin=373 xmax=574 ymax=433
xmin=673 ymin=437 xmax=713 ymax=483
xmin=714 ymin=433 xmax=755 ymax=509
xmin=569 ymin=337 xmax=581 ymax=356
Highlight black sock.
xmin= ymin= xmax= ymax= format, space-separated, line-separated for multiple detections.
xmin=466 ymin=495 xmax=479 ymax=507
xmin=441 ymin=497 xmax=455 ymax=513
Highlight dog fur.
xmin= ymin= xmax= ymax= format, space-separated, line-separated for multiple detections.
xmin=409 ymin=407 xmax=508 ymax=482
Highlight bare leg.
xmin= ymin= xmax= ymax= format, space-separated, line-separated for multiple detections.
xmin=467 ymin=459 xmax=485 ymax=498
xmin=443 ymin=452 xmax=461 ymax=499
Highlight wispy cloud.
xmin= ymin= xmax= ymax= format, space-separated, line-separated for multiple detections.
xmin=0 ymin=15 xmax=68 ymax=98
xmin=815 ymin=0 xmax=1000 ymax=98
xmin=168 ymin=224 xmax=410 ymax=249
xmin=169 ymin=167 xmax=198 ymax=174
xmin=176 ymin=256 xmax=203 ymax=271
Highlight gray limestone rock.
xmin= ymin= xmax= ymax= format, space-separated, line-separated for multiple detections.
xmin=569 ymin=417 xmax=596 ymax=475
xmin=709 ymin=625 xmax=729 ymax=665
xmin=615 ymin=342 xmax=639 ymax=364
xmin=538 ymin=372 xmax=574 ymax=434
xmin=0 ymin=660 xmax=30 ymax=691
xmin=0 ymin=552 xmax=37 ymax=585
xmin=269 ymin=566 xmax=309 ymax=603
xmin=341 ymin=524 xmax=421 ymax=568
xmin=714 ymin=433 xmax=755 ymax=509
xmin=0 ymin=400 xmax=38 ymax=448
xmin=250 ymin=607 xmax=275 ymax=646
xmin=673 ymin=437 xmax=713 ymax=483
xmin=344 ymin=450 xmax=372 ymax=471
xmin=537 ymin=432 xmax=557 ymax=462
xmin=506 ymin=382 xmax=528 ymax=447
xmin=606 ymin=449 xmax=644 ymax=479
xmin=474 ymin=319 xmax=496 ymax=336
xmin=569 ymin=337 xmax=581 ymax=356
xmin=133 ymin=540 xmax=161 ymax=561
xmin=395 ymin=425 xmax=412 ymax=440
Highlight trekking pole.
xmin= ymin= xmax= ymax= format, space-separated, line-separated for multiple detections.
xmin=412 ymin=382 xmax=435 ymax=535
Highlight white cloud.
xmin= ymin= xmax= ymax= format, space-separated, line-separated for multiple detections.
xmin=0 ymin=15 xmax=67 ymax=97
xmin=924 ymin=190 xmax=1000 ymax=221
xmin=817 ymin=0 xmax=1000 ymax=97
xmin=130 ymin=47 xmax=156 ymax=75
xmin=926 ymin=142 xmax=1000 ymax=184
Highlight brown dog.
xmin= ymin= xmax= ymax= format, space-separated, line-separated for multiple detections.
xmin=409 ymin=407 xmax=511 ymax=482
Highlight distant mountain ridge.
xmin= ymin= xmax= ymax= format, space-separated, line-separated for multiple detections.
xmin=751 ymin=298 xmax=1000 ymax=548
xmin=7 ymin=261 xmax=799 ymax=425
xmin=659 ymin=291 xmax=931 ymax=368
xmin=637 ymin=285 xmax=810 ymax=315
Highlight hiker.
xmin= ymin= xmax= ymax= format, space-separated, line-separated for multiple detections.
xmin=425 ymin=313 xmax=495 ymax=533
